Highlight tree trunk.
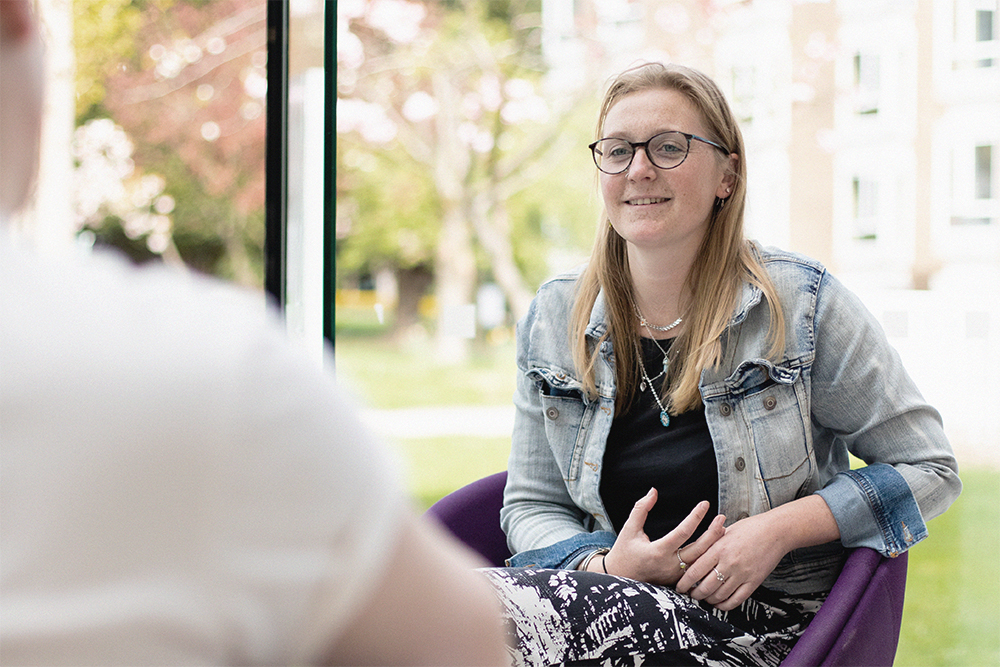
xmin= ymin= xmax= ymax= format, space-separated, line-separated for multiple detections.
xmin=433 ymin=199 xmax=477 ymax=365
xmin=471 ymin=190 xmax=533 ymax=323
xmin=393 ymin=264 xmax=433 ymax=334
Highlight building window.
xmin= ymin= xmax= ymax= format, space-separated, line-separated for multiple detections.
xmin=951 ymin=143 xmax=995 ymax=225
xmin=977 ymin=8 xmax=995 ymax=67
xmin=977 ymin=145 xmax=994 ymax=199
xmin=852 ymin=177 xmax=878 ymax=240
xmin=955 ymin=1 xmax=998 ymax=69
xmin=853 ymin=53 xmax=879 ymax=115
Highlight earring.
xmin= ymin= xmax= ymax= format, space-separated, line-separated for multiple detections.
xmin=715 ymin=197 xmax=727 ymax=210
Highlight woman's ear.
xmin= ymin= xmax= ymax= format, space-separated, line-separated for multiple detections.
xmin=716 ymin=153 xmax=739 ymax=199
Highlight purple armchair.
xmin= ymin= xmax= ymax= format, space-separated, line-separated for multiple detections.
xmin=427 ymin=471 xmax=909 ymax=667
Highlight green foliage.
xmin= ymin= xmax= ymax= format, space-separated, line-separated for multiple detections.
xmin=74 ymin=0 xmax=157 ymax=119
xmin=338 ymin=0 xmax=596 ymax=315
xmin=336 ymin=142 xmax=441 ymax=276
xmin=505 ymin=103 xmax=603 ymax=288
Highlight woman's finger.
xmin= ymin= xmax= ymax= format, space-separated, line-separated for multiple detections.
xmin=618 ymin=487 xmax=657 ymax=540
xmin=652 ymin=500 xmax=711 ymax=551
xmin=713 ymin=582 xmax=755 ymax=611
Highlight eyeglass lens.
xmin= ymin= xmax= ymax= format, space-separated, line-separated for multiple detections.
xmin=592 ymin=131 xmax=690 ymax=174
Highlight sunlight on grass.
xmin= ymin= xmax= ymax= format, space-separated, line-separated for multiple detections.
xmin=390 ymin=436 xmax=511 ymax=509
xmin=335 ymin=334 xmax=516 ymax=410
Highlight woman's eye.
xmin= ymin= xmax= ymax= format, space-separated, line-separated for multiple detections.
xmin=653 ymin=141 xmax=684 ymax=155
xmin=607 ymin=144 xmax=631 ymax=158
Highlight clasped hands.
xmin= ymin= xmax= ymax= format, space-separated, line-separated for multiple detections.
xmin=582 ymin=487 xmax=789 ymax=611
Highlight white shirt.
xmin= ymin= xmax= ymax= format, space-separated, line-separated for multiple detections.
xmin=0 ymin=241 xmax=405 ymax=665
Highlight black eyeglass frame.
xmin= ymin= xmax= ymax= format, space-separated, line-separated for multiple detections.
xmin=588 ymin=131 xmax=730 ymax=175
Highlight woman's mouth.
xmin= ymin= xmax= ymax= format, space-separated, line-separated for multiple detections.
xmin=626 ymin=197 xmax=669 ymax=206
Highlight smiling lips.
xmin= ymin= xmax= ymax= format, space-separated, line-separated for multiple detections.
xmin=627 ymin=197 xmax=670 ymax=206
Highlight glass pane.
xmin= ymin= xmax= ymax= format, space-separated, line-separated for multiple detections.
xmin=20 ymin=0 xmax=268 ymax=283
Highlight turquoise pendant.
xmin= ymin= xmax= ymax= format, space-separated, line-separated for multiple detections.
xmin=659 ymin=410 xmax=670 ymax=427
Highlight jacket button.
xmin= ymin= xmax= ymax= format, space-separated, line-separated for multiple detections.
xmin=545 ymin=407 xmax=560 ymax=420
xmin=763 ymin=395 xmax=777 ymax=410
xmin=735 ymin=456 xmax=746 ymax=471
xmin=719 ymin=403 xmax=732 ymax=417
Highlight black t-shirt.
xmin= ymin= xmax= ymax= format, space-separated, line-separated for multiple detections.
xmin=600 ymin=336 xmax=719 ymax=542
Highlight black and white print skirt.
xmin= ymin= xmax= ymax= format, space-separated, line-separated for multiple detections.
xmin=481 ymin=567 xmax=826 ymax=667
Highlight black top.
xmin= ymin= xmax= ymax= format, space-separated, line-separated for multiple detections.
xmin=600 ymin=336 xmax=719 ymax=542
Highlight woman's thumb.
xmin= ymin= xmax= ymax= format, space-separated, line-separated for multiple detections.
xmin=620 ymin=487 xmax=657 ymax=537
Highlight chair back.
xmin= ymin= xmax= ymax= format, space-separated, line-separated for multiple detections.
xmin=426 ymin=471 xmax=511 ymax=567
xmin=782 ymin=547 xmax=907 ymax=666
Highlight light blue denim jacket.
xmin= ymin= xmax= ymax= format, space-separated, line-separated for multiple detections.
xmin=501 ymin=245 xmax=962 ymax=594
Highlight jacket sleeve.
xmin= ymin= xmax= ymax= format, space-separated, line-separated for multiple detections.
xmin=500 ymin=297 xmax=607 ymax=569
xmin=810 ymin=271 xmax=962 ymax=557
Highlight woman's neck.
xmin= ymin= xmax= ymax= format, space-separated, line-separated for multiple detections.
xmin=627 ymin=243 xmax=697 ymax=337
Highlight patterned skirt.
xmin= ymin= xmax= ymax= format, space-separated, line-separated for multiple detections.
xmin=481 ymin=567 xmax=826 ymax=667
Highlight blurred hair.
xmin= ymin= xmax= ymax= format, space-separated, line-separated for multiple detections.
xmin=570 ymin=62 xmax=784 ymax=413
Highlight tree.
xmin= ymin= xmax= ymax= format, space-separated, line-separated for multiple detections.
xmin=75 ymin=0 xmax=267 ymax=284
xmin=338 ymin=0 xmax=597 ymax=363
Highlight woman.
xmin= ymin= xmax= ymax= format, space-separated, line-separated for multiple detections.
xmin=482 ymin=63 xmax=961 ymax=666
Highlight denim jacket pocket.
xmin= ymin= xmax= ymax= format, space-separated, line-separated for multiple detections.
xmin=725 ymin=360 xmax=815 ymax=501
xmin=528 ymin=366 xmax=590 ymax=482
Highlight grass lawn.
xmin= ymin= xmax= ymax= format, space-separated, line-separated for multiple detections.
xmin=895 ymin=467 xmax=1000 ymax=667
xmin=336 ymin=327 xmax=999 ymax=667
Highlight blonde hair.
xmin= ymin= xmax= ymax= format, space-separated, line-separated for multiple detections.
xmin=571 ymin=63 xmax=784 ymax=413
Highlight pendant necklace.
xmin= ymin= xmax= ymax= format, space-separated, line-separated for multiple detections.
xmin=635 ymin=310 xmax=678 ymax=428
xmin=636 ymin=341 xmax=672 ymax=427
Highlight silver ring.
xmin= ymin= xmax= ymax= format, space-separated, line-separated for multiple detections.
xmin=713 ymin=567 xmax=726 ymax=583
xmin=675 ymin=548 xmax=688 ymax=570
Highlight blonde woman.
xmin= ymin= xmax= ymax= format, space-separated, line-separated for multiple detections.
xmin=482 ymin=63 xmax=961 ymax=667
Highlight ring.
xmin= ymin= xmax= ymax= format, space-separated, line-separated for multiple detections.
xmin=714 ymin=567 xmax=726 ymax=583
xmin=675 ymin=548 xmax=688 ymax=571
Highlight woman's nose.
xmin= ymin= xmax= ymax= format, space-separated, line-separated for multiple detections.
xmin=627 ymin=147 xmax=657 ymax=180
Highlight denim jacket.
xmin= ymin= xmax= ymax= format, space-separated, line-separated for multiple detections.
xmin=501 ymin=245 xmax=962 ymax=594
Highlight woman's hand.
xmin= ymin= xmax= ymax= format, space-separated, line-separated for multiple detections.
xmin=675 ymin=495 xmax=840 ymax=611
xmin=592 ymin=488 xmax=726 ymax=586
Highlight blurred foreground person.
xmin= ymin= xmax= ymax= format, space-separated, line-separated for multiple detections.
xmin=0 ymin=3 xmax=506 ymax=665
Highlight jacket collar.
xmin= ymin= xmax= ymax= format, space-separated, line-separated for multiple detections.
xmin=585 ymin=289 xmax=609 ymax=340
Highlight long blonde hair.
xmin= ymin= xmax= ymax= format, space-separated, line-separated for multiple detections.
xmin=571 ymin=63 xmax=784 ymax=414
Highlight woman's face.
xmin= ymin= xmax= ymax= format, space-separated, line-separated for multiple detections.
xmin=599 ymin=87 xmax=734 ymax=253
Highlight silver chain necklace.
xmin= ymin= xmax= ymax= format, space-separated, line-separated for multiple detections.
xmin=633 ymin=303 xmax=683 ymax=332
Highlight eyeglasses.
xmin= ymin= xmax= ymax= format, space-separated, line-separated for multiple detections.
xmin=589 ymin=131 xmax=729 ymax=175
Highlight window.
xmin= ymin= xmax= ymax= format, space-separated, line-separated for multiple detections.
xmin=852 ymin=177 xmax=879 ymax=240
xmin=977 ymin=145 xmax=994 ymax=199
xmin=954 ymin=1 xmax=999 ymax=69
xmin=977 ymin=8 xmax=996 ymax=66
xmin=853 ymin=53 xmax=879 ymax=115
xmin=951 ymin=143 xmax=996 ymax=225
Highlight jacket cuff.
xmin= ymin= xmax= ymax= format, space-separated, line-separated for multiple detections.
xmin=816 ymin=462 xmax=927 ymax=558
xmin=506 ymin=530 xmax=617 ymax=569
